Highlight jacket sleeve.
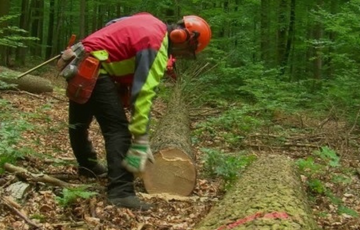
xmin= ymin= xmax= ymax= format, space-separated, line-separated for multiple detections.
xmin=129 ymin=35 xmax=169 ymax=136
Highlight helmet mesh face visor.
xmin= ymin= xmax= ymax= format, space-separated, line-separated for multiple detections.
xmin=171 ymin=36 xmax=199 ymax=59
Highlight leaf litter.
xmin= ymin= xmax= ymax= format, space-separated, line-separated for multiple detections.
xmin=0 ymin=79 xmax=360 ymax=229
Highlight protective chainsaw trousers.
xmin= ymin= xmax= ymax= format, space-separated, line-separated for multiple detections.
xmin=69 ymin=74 xmax=135 ymax=197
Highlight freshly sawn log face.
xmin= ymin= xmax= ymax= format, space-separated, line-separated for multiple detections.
xmin=194 ymin=155 xmax=318 ymax=230
xmin=143 ymin=84 xmax=196 ymax=196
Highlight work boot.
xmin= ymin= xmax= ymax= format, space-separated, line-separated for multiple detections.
xmin=108 ymin=196 xmax=152 ymax=211
xmin=78 ymin=163 xmax=107 ymax=178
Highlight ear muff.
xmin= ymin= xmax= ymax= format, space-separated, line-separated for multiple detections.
xmin=169 ymin=28 xmax=190 ymax=44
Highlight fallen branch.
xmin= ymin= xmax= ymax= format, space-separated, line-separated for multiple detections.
xmin=4 ymin=163 xmax=75 ymax=188
xmin=1 ymin=196 xmax=41 ymax=229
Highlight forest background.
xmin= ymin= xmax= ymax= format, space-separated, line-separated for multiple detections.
xmin=1 ymin=0 xmax=360 ymax=121
xmin=1 ymin=0 xmax=360 ymax=229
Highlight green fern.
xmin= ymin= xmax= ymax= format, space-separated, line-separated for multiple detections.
xmin=56 ymin=186 xmax=97 ymax=207
xmin=202 ymin=148 xmax=256 ymax=188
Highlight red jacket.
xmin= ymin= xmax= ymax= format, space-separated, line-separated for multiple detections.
xmin=81 ymin=12 xmax=169 ymax=136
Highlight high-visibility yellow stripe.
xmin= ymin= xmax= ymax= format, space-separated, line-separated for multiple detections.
xmin=129 ymin=35 xmax=169 ymax=135
xmin=102 ymin=57 xmax=136 ymax=76
xmin=91 ymin=50 xmax=109 ymax=61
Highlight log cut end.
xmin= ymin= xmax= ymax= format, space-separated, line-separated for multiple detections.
xmin=143 ymin=147 xmax=197 ymax=196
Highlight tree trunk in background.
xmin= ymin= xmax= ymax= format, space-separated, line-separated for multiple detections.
xmin=53 ymin=0 xmax=66 ymax=57
xmin=277 ymin=0 xmax=288 ymax=69
xmin=260 ymin=0 xmax=269 ymax=65
xmin=46 ymin=0 xmax=55 ymax=59
xmin=79 ymin=0 xmax=86 ymax=39
xmin=194 ymin=155 xmax=318 ymax=230
xmin=312 ymin=0 xmax=324 ymax=84
xmin=97 ymin=3 xmax=104 ymax=29
xmin=15 ymin=0 xmax=30 ymax=65
xmin=116 ymin=2 xmax=121 ymax=18
xmin=282 ymin=0 xmax=295 ymax=76
xmin=92 ymin=1 xmax=98 ymax=31
xmin=0 ymin=0 xmax=10 ymax=66
xmin=325 ymin=0 xmax=338 ymax=79
xmin=30 ymin=0 xmax=44 ymax=57
xmin=143 ymin=84 xmax=196 ymax=196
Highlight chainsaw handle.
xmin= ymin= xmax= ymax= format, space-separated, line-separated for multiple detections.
xmin=67 ymin=34 xmax=76 ymax=48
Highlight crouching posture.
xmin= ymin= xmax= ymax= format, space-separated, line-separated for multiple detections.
xmin=57 ymin=12 xmax=211 ymax=210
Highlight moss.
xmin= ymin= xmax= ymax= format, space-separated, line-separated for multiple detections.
xmin=194 ymin=155 xmax=319 ymax=230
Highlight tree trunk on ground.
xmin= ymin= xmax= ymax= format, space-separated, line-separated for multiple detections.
xmin=194 ymin=155 xmax=318 ymax=230
xmin=0 ymin=67 xmax=53 ymax=93
xmin=143 ymin=83 xmax=196 ymax=196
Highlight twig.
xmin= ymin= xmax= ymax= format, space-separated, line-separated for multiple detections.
xmin=347 ymin=107 xmax=360 ymax=136
xmin=43 ymin=92 xmax=68 ymax=102
xmin=1 ymin=196 xmax=42 ymax=229
xmin=189 ymin=108 xmax=222 ymax=118
xmin=283 ymin=142 xmax=320 ymax=148
xmin=51 ymin=221 xmax=86 ymax=228
xmin=9 ymin=87 xmax=42 ymax=99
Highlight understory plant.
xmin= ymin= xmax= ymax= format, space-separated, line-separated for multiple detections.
xmin=201 ymin=147 xmax=256 ymax=189
xmin=296 ymin=146 xmax=358 ymax=217
xmin=0 ymin=98 xmax=34 ymax=173
xmin=56 ymin=185 xmax=97 ymax=207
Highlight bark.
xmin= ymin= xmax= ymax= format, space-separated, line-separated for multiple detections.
xmin=260 ymin=0 xmax=269 ymax=64
xmin=45 ymin=0 xmax=55 ymax=59
xmin=0 ymin=0 xmax=10 ymax=66
xmin=277 ymin=0 xmax=288 ymax=67
xmin=143 ymin=84 xmax=196 ymax=196
xmin=5 ymin=181 xmax=31 ymax=199
xmin=30 ymin=0 xmax=44 ymax=57
xmin=194 ymin=155 xmax=318 ymax=230
xmin=282 ymin=0 xmax=296 ymax=75
xmin=15 ymin=0 xmax=30 ymax=65
xmin=79 ymin=0 xmax=86 ymax=39
xmin=0 ymin=66 xmax=53 ymax=93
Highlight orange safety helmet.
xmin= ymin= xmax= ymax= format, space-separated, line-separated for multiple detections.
xmin=170 ymin=15 xmax=211 ymax=53
xmin=183 ymin=15 xmax=211 ymax=53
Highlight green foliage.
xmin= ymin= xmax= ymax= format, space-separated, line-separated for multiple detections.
xmin=56 ymin=186 xmax=97 ymax=207
xmin=296 ymin=157 xmax=323 ymax=175
xmin=0 ymin=15 xmax=38 ymax=48
xmin=296 ymin=146 xmax=358 ymax=217
xmin=194 ymin=105 xmax=263 ymax=148
xmin=201 ymin=148 xmax=256 ymax=188
xmin=0 ymin=71 xmax=18 ymax=90
xmin=314 ymin=146 xmax=340 ymax=167
xmin=338 ymin=205 xmax=359 ymax=217
xmin=0 ymin=99 xmax=34 ymax=173
xmin=307 ymin=178 xmax=326 ymax=194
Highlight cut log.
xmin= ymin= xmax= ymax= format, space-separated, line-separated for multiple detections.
xmin=143 ymin=83 xmax=196 ymax=196
xmin=0 ymin=67 xmax=53 ymax=94
xmin=194 ymin=154 xmax=318 ymax=230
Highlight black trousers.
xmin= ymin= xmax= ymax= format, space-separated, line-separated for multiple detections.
xmin=69 ymin=75 xmax=135 ymax=197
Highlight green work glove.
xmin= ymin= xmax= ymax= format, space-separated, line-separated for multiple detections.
xmin=122 ymin=135 xmax=155 ymax=173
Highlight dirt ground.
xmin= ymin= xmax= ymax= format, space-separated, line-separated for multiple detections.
xmin=0 ymin=72 xmax=360 ymax=230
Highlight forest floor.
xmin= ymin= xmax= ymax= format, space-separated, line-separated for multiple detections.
xmin=1 ymin=70 xmax=360 ymax=230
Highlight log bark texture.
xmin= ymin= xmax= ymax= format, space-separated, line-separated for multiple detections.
xmin=194 ymin=154 xmax=318 ymax=230
xmin=0 ymin=67 xmax=53 ymax=94
xmin=143 ymin=84 xmax=196 ymax=196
